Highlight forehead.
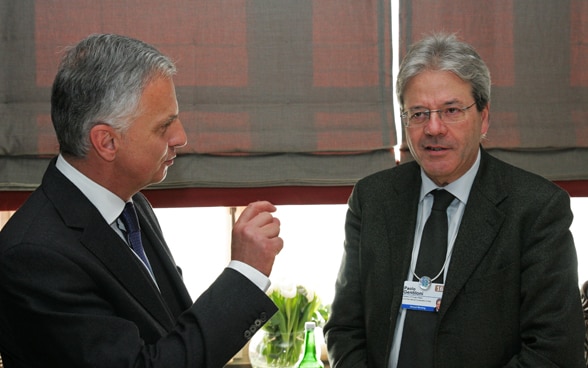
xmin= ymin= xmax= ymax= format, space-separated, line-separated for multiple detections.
xmin=137 ymin=76 xmax=178 ymax=115
xmin=403 ymin=70 xmax=472 ymax=108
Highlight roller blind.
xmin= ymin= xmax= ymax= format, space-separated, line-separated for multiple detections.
xmin=0 ymin=0 xmax=396 ymax=191
xmin=399 ymin=0 xmax=588 ymax=181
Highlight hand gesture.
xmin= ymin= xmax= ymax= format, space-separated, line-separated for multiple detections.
xmin=231 ymin=201 xmax=283 ymax=276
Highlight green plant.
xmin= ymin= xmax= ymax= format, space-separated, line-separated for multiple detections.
xmin=259 ymin=283 xmax=327 ymax=366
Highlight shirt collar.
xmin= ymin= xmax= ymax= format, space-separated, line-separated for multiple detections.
xmin=56 ymin=154 xmax=126 ymax=224
xmin=420 ymin=149 xmax=481 ymax=204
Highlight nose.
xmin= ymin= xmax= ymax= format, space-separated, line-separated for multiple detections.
xmin=425 ymin=111 xmax=446 ymax=135
xmin=170 ymin=118 xmax=188 ymax=148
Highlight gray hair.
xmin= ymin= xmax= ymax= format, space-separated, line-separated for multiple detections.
xmin=51 ymin=34 xmax=177 ymax=157
xmin=396 ymin=33 xmax=491 ymax=112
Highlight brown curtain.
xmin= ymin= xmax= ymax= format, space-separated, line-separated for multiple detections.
xmin=0 ymin=0 xmax=395 ymax=191
xmin=399 ymin=0 xmax=588 ymax=181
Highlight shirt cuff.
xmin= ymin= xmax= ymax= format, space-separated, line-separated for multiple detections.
xmin=228 ymin=260 xmax=271 ymax=292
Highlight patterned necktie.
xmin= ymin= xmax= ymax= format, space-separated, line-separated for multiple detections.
xmin=119 ymin=202 xmax=154 ymax=276
xmin=397 ymin=189 xmax=455 ymax=368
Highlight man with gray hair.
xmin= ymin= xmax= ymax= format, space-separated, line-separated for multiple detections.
xmin=324 ymin=33 xmax=585 ymax=367
xmin=0 ymin=34 xmax=283 ymax=367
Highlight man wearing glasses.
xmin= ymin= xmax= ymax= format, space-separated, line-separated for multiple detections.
xmin=324 ymin=33 xmax=585 ymax=367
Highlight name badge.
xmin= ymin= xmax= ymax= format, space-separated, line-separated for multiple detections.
xmin=401 ymin=281 xmax=444 ymax=312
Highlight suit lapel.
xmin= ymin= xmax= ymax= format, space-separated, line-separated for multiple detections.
xmin=133 ymin=195 xmax=193 ymax=315
xmin=80 ymin=220 xmax=176 ymax=329
xmin=42 ymin=161 xmax=176 ymax=331
xmin=440 ymin=151 xmax=507 ymax=315
xmin=383 ymin=164 xmax=422 ymax=323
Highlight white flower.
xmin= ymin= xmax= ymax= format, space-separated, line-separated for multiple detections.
xmin=304 ymin=287 xmax=315 ymax=303
xmin=271 ymin=278 xmax=297 ymax=299
xmin=280 ymin=282 xmax=297 ymax=299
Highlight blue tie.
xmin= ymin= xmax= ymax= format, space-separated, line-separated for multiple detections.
xmin=119 ymin=202 xmax=154 ymax=276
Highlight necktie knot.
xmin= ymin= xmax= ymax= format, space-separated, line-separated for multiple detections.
xmin=431 ymin=189 xmax=455 ymax=211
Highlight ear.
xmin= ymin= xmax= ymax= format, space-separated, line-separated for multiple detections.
xmin=89 ymin=124 xmax=119 ymax=162
xmin=480 ymin=102 xmax=490 ymax=136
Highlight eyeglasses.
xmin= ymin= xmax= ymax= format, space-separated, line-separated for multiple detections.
xmin=401 ymin=102 xmax=477 ymax=127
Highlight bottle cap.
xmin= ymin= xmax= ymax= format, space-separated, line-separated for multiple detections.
xmin=305 ymin=321 xmax=316 ymax=330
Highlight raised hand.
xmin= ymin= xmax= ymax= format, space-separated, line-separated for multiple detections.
xmin=231 ymin=201 xmax=283 ymax=276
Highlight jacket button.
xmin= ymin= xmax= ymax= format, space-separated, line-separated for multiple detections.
xmin=244 ymin=330 xmax=252 ymax=339
xmin=260 ymin=312 xmax=267 ymax=322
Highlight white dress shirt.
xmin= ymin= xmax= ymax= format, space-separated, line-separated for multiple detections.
xmin=388 ymin=150 xmax=481 ymax=368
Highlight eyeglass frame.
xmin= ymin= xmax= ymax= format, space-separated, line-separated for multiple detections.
xmin=400 ymin=101 xmax=477 ymax=128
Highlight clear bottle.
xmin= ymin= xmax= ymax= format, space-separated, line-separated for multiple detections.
xmin=297 ymin=321 xmax=324 ymax=367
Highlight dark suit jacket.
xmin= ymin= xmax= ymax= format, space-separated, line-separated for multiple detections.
xmin=324 ymin=149 xmax=585 ymax=367
xmin=0 ymin=159 xmax=277 ymax=367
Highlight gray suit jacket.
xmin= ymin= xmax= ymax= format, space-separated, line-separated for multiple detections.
xmin=325 ymin=149 xmax=585 ymax=367
xmin=0 ymin=159 xmax=277 ymax=367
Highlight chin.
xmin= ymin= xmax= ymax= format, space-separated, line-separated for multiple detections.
xmin=423 ymin=164 xmax=453 ymax=180
xmin=150 ymin=169 xmax=168 ymax=185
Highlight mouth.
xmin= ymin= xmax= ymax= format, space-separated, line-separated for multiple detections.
xmin=425 ymin=145 xmax=448 ymax=152
xmin=164 ymin=155 xmax=176 ymax=165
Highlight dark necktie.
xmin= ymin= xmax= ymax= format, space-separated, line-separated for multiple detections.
xmin=119 ymin=202 xmax=154 ymax=276
xmin=397 ymin=189 xmax=455 ymax=368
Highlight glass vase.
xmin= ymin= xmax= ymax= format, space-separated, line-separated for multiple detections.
xmin=248 ymin=329 xmax=305 ymax=368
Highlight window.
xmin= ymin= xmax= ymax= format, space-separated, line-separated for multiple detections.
xmin=155 ymin=204 xmax=346 ymax=303
xmin=1 ymin=198 xmax=585 ymax=303
xmin=156 ymin=197 xmax=588 ymax=304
